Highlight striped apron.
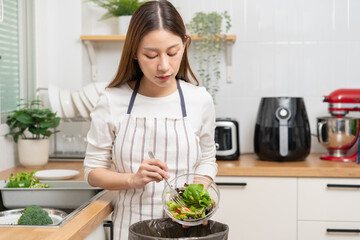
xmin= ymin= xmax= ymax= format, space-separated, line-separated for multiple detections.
xmin=112 ymin=80 xmax=201 ymax=240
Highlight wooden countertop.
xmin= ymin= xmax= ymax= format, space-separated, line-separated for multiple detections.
xmin=1 ymin=153 xmax=360 ymax=239
xmin=1 ymin=153 xmax=360 ymax=181
xmin=0 ymin=161 xmax=87 ymax=181
xmin=217 ymin=153 xmax=360 ymax=178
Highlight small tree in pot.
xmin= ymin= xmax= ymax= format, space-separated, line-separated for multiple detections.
xmin=6 ymin=100 xmax=60 ymax=167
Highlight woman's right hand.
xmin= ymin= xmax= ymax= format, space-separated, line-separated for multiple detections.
xmin=130 ymin=158 xmax=170 ymax=189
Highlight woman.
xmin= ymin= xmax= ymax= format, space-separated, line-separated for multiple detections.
xmin=84 ymin=1 xmax=217 ymax=239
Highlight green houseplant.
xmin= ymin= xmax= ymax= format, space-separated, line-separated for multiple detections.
xmin=87 ymin=0 xmax=147 ymax=20
xmin=187 ymin=11 xmax=231 ymax=102
xmin=6 ymin=100 xmax=60 ymax=167
xmin=88 ymin=0 xmax=147 ymax=34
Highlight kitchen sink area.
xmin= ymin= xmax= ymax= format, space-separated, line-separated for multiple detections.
xmin=0 ymin=181 xmax=104 ymax=228
xmin=0 ymin=163 xmax=115 ymax=240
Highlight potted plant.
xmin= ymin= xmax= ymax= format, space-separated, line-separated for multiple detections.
xmin=187 ymin=11 xmax=231 ymax=103
xmin=88 ymin=0 xmax=147 ymax=35
xmin=6 ymin=100 xmax=60 ymax=167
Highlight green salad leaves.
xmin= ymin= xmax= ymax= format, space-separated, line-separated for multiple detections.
xmin=5 ymin=170 xmax=50 ymax=188
xmin=182 ymin=183 xmax=211 ymax=207
xmin=167 ymin=183 xmax=215 ymax=220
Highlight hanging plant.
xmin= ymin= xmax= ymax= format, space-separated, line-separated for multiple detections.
xmin=187 ymin=11 xmax=231 ymax=102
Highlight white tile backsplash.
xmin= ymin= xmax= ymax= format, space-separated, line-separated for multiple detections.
xmin=349 ymin=0 xmax=360 ymax=41
xmin=259 ymin=44 xmax=276 ymax=96
xmin=234 ymin=43 xmax=261 ymax=97
xmin=274 ymin=44 xmax=290 ymax=96
xmin=302 ymin=0 xmax=333 ymax=42
xmin=78 ymin=0 xmax=360 ymax=153
xmin=332 ymin=43 xmax=349 ymax=86
xmin=287 ymin=44 xmax=305 ymax=96
xmin=348 ymin=42 xmax=360 ymax=86
xmin=332 ymin=0 xmax=349 ymax=41
xmin=287 ymin=0 xmax=304 ymax=41
xmin=274 ymin=0 xmax=289 ymax=41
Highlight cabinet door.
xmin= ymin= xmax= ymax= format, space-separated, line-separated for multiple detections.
xmin=84 ymin=214 xmax=112 ymax=240
xmin=298 ymin=221 xmax=360 ymax=240
xmin=298 ymin=178 xmax=360 ymax=221
xmin=213 ymin=176 xmax=297 ymax=240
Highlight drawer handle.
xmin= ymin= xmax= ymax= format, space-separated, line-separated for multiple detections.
xmin=327 ymin=184 xmax=360 ymax=188
xmin=327 ymin=228 xmax=360 ymax=233
xmin=215 ymin=182 xmax=247 ymax=186
xmin=103 ymin=220 xmax=113 ymax=240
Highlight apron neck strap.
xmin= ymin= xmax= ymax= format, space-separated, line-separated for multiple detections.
xmin=127 ymin=80 xmax=141 ymax=114
xmin=176 ymin=79 xmax=187 ymax=117
xmin=127 ymin=79 xmax=187 ymax=117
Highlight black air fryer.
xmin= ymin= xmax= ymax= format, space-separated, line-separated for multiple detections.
xmin=254 ymin=97 xmax=311 ymax=162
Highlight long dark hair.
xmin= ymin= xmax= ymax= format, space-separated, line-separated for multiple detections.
xmin=107 ymin=0 xmax=198 ymax=88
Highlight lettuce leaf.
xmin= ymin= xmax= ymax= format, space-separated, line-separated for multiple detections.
xmin=182 ymin=183 xmax=211 ymax=208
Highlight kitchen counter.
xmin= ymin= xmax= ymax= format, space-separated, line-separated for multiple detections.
xmin=0 ymin=161 xmax=115 ymax=240
xmin=0 ymin=189 xmax=115 ymax=240
xmin=217 ymin=153 xmax=360 ymax=178
xmin=0 ymin=153 xmax=359 ymax=239
xmin=1 ymin=153 xmax=360 ymax=180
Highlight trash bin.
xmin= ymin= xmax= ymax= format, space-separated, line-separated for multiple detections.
xmin=129 ymin=218 xmax=229 ymax=240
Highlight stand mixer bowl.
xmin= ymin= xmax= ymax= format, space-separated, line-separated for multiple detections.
xmin=317 ymin=117 xmax=360 ymax=158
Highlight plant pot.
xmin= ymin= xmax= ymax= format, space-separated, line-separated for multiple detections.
xmin=118 ymin=15 xmax=132 ymax=35
xmin=18 ymin=139 xmax=50 ymax=167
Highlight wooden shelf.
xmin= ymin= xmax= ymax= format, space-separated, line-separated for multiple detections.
xmin=80 ymin=35 xmax=126 ymax=41
xmin=191 ymin=34 xmax=236 ymax=42
xmin=80 ymin=34 xmax=236 ymax=82
xmin=80 ymin=34 xmax=236 ymax=42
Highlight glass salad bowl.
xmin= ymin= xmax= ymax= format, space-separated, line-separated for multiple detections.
xmin=162 ymin=173 xmax=220 ymax=226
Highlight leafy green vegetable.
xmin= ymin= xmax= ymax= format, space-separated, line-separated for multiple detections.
xmin=5 ymin=171 xmax=50 ymax=188
xmin=182 ymin=184 xmax=211 ymax=207
xmin=167 ymin=183 xmax=215 ymax=220
xmin=18 ymin=205 xmax=53 ymax=225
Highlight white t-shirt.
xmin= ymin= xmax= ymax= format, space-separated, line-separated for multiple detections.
xmin=84 ymin=80 xmax=217 ymax=180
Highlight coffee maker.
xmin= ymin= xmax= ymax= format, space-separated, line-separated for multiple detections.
xmin=317 ymin=89 xmax=360 ymax=162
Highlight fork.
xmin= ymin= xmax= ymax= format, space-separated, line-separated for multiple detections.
xmin=148 ymin=151 xmax=186 ymax=208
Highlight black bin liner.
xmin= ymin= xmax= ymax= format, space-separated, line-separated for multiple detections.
xmin=129 ymin=218 xmax=229 ymax=240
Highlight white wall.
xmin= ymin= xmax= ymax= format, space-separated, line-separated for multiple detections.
xmin=79 ymin=0 xmax=360 ymax=153
xmin=0 ymin=126 xmax=17 ymax=171
xmin=35 ymin=0 xmax=83 ymax=90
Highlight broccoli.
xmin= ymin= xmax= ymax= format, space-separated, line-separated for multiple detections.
xmin=18 ymin=205 xmax=53 ymax=225
xmin=23 ymin=205 xmax=42 ymax=213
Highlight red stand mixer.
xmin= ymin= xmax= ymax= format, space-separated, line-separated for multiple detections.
xmin=317 ymin=89 xmax=360 ymax=162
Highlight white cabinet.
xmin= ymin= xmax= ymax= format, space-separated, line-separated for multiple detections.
xmin=85 ymin=224 xmax=108 ymax=240
xmin=85 ymin=214 xmax=112 ymax=240
xmin=213 ymin=176 xmax=297 ymax=240
xmin=297 ymin=178 xmax=360 ymax=239
xmin=298 ymin=178 xmax=360 ymax=222
xmin=298 ymin=221 xmax=360 ymax=240
xmin=212 ymin=176 xmax=360 ymax=239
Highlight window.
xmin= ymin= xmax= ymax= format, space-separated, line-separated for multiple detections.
xmin=0 ymin=0 xmax=33 ymax=124
xmin=0 ymin=0 xmax=20 ymax=123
